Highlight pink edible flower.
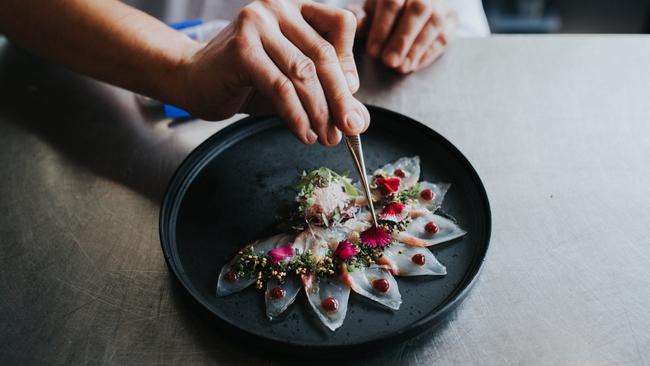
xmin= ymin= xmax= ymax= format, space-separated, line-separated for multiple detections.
xmin=334 ymin=240 xmax=358 ymax=261
xmin=380 ymin=202 xmax=406 ymax=221
xmin=360 ymin=226 xmax=391 ymax=248
xmin=268 ymin=243 xmax=294 ymax=263
xmin=375 ymin=177 xmax=401 ymax=196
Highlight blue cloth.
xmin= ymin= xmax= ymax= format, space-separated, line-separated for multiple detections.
xmin=163 ymin=19 xmax=203 ymax=119
xmin=164 ymin=104 xmax=191 ymax=119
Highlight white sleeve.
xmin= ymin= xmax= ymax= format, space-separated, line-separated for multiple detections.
xmin=450 ymin=0 xmax=491 ymax=37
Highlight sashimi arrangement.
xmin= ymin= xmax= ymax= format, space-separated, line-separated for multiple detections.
xmin=216 ymin=156 xmax=466 ymax=331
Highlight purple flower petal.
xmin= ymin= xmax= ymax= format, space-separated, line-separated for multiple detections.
xmin=268 ymin=243 xmax=294 ymax=263
xmin=360 ymin=226 xmax=391 ymax=248
xmin=334 ymin=240 xmax=358 ymax=261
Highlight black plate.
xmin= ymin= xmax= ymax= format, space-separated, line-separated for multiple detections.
xmin=160 ymin=106 xmax=491 ymax=353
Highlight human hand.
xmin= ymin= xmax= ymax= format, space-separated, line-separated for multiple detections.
xmin=177 ymin=0 xmax=369 ymax=146
xmin=348 ymin=0 xmax=457 ymax=73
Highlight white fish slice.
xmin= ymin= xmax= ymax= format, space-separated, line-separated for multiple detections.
xmin=216 ymin=234 xmax=289 ymax=297
xmin=342 ymin=217 xmax=371 ymax=240
xmin=318 ymin=225 xmax=349 ymax=248
xmin=417 ymin=181 xmax=450 ymax=212
xmin=374 ymin=156 xmax=421 ymax=189
xmin=261 ymin=234 xmax=300 ymax=318
xmin=380 ymin=242 xmax=446 ymax=276
xmin=291 ymin=230 xmax=311 ymax=255
xmin=296 ymin=224 xmax=360 ymax=258
xmin=345 ymin=217 xmax=371 ymax=231
xmin=265 ymin=276 xmax=302 ymax=320
xmin=396 ymin=211 xmax=466 ymax=247
xmin=343 ymin=265 xmax=402 ymax=310
xmin=303 ymin=275 xmax=350 ymax=331
xmin=292 ymin=228 xmax=330 ymax=259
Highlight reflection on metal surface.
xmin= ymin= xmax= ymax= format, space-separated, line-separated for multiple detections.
xmin=0 ymin=40 xmax=230 ymax=203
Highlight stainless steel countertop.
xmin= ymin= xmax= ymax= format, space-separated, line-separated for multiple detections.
xmin=2 ymin=34 xmax=650 ymax=365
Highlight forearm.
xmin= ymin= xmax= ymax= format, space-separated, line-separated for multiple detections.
xmin=0 ymin=0 xmax=202 ymax=105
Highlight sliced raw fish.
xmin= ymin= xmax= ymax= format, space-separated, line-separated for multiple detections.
xmin=303 ymin=275 xmax=350 ymax=331
xmin=343 ymin=265 xmax=402 ymax=310
xmin=396 ymin=212 xmax=466 ymax=247
xmin=343 ymin=216 xmax=371 ymax=231
xmin=265 ymin=276 xmax=302 ymax=320
xmin=417 ymin=182 xmax=450 ymax=212
xmin=409 ymin=205 xmax=430 ymax=218
xmin=292 ymin=228 xmax=330 ymax=259
xmin=318 ymin=225 xmax=348 ymax=247
xmin=374 ymin=156 xmax=421 ymax=189
xmin=380 ymin=242 xmax=446 ymax=276
xmin=216 ymin=234 xmax=287 ymax=297
xmin=342 ymin=217 xmax=371 ymax=240
xmin=266 ymin=234 xmax=296 ymax=263
xmin=353 ymin=210 xmax=372 ymax=223
xmin=216 ymin=260 xmax=257 ymax=297
xmin=291 ymin=230 xmax=311 ymax=255
xmin=272 ymin=234 xmax=294 ymax=250
xmin=295 ymin=224 xmax=360 ymax=257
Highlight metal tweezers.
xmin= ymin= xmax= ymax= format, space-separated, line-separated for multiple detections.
xmin=344 ymin=135 xmax=378 ymax=227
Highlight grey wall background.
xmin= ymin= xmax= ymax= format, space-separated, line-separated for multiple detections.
xmin=484 ymin=0 xmax=650 ymax=33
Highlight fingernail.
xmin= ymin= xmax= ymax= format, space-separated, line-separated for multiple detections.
xmin=346 ymin=72 xmax=359 ymax=92
xmin=346 ymin=110 xmax=364 ymax=132
xmin=327 ymin=128 xmax=342 ymax=146
xmin=306 ymin=129 xmax=318 ymax=144
xmin=385 ymin=52 xmax=400 ymax=67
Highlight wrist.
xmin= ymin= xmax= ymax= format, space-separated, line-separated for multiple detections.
xmin=164 ymin=37 xmax=204 ymax=111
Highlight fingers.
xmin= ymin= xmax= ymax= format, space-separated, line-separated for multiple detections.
xmin=363 ymin=0 xmax=458 ymax=72
xmin=406 ymin=8 xmax=457 ymax=72
xmin=347 ymin=0 xmax=376 ymax=37
xmin=281 ymin=16 xmax=370 ymax=139
xmin=302 ymin=2 xmax=359 ymax=93
xmin=346 ymin=4 xmax=369 ymax=36
xmin=363 ymin=0 xmax=378 ymax=16
xmin=381 ymin=0 xmax=431 ymax=68
xmin=238 ymin=32 xmax=317 ymax=144
xmin=366 ymin=0 xmax=404 ymax=58
xmin=233 ymin=1 xmax=370 ymax=146
xmin=398 ymin=20 xmax=440 ymax=73
xmin=413 ymin=37 xmax=445 ymax=70
xmin=260 ymin=27 xmax=333 ymax=145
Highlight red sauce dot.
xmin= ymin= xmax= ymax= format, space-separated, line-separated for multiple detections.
xmin=425 ymin=221 xmax=439 ymax=234
xmin=224 ymin=271 xmax=238 ymax=283
xmin=394 ymin=168 xmax=406 ymax=178
xmin=372 ymin=278 xmax=390 ymax=293
xmin=412 ymin=253 xmax=426 ymax=266
xmin=420 ymin=188 xmax=434 ymax=201
xmin=270 ymin=287 xmax=285 ymax=300
xmin=321 ymin=297 xmax=339 ymax=312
